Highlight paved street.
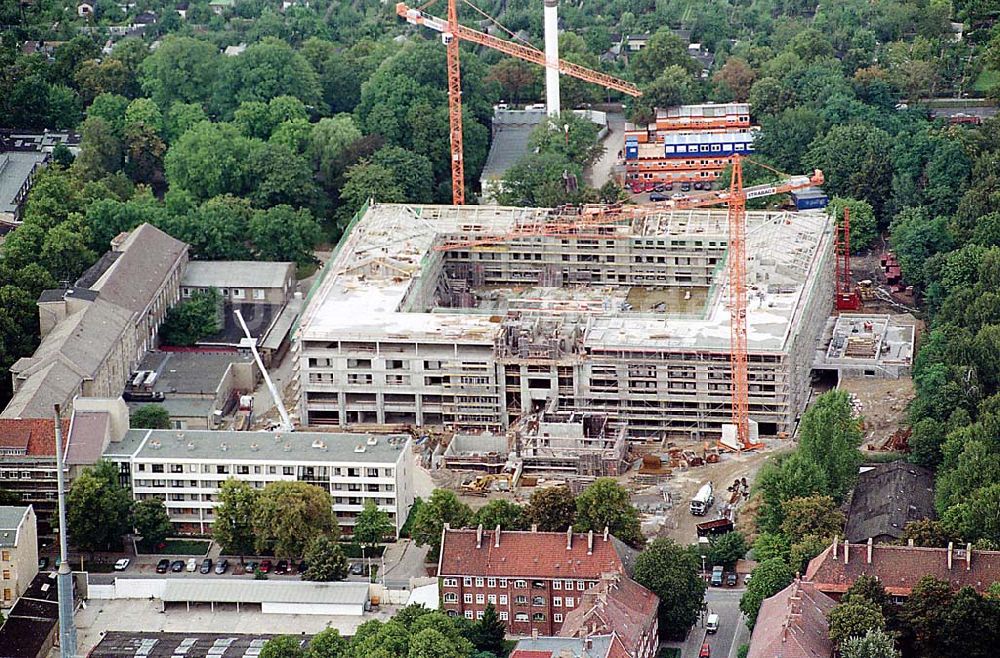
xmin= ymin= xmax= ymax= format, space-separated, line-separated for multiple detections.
xmin=665 ymin=586 xmax=749 ymax=658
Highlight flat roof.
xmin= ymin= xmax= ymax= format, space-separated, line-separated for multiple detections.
xmin=90 ymin=632 xmax=301 ymax=658
xmin=182 ymin=261 xmax=294 ymax=290
xmin=162 ymin=579 xmax=369 ymax=605
xmin=0 ymin=151 xmax=46 ymax=214
xmin=297 ymin=204 xmax=832 ymax=353
xmin=139 ymin=351 xmax=254 ymax=396
xmin=106 ymin=428 xmax=411 ymax=463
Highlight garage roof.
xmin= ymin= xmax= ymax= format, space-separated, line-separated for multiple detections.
xmin=162 ymin=579 xmax=369 ymax=605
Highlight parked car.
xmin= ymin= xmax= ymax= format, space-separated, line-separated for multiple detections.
xmin=297 ymin=560 xmax=307 ymax=574
xmin=259 ymin=560 xmax=272 ymax=574
xmin=244 ymin=561 xmax=257 ymax=573
xmin=711 ymin=566 xmax=724 ymax=586
xmin=170 ymin=560 xmax=185 ymax=573
xmin=693 ymin=182 xmax=703 ymax=190
xmin=664 ymin=182 xmax=674 ymax=191
xmin=349 ymin=562 xmax=364 ymax=576
xmin=156 ymin=559 xmax=171 ymax=574
xmin=671 ymin=193 xmax=689 ymax=201
xmin=38 ymin=557 xmax=49 ymax=570
xmin=680 ymin=182 xmax=691 ymax=192
xmin=649 ymin=192 xmax=669 ymax=202
xmin=726 ymin=572 xmax=738 ymax=587
xmin=706 ymin=613 xmax=719 ymax=634
xmin=275 ymin=560 xmax=289 ymax=575
xmin=185 ymin=558 xmax=197 ymax=572
xmin=214 ymin=559 xmax=229 ymax=575
xmin=114 ymin=558 xmax=130 ymax=571
xmin=699 ymin=643 xmax=711 ymax=658
xmin=743 ymin=573 xmax=752 ymax=586
xmin=199 ymin=558 xmax=213 ymax=574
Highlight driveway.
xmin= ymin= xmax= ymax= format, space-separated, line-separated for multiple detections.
xmin=380 ymin=539 xmax=430 ymax=589
xmin=664 ymin=587 xmax=749 ymax=658
xmin=586 ymin=111 xmax=625 ymax=188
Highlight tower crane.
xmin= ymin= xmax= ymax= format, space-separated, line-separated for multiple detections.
xmin=435 ymin=157 xmax=824 ymax=450
xmin=396 ymin=1 xmax=642 ymax=205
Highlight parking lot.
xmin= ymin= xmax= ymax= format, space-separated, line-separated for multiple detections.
xmin=88 ymin=554 xmax=379 ymax=585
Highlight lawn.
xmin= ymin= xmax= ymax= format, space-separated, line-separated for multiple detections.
xmin=137 ymin=538 xmax=212 ymax=556
xmin=973 ymin=69 xmax=999 ymax=94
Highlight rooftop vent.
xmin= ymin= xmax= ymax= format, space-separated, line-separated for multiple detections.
xmin=283 ymin=443 xmax=292 ymax=452
xmin=176 ymin=433 xmax=184 ymax=440
xmin=249 ymin=443 xmax=259 ymax=452
xmin=366 ymin=436 xmax=378 ymax=446
xmin=220 ymin=442 xmax=228 ymax=451
xmin=150 ymin=440 xmax=161 ymax=449
xmin=187 ymin=442 xmax=195 ymax=451
xmin=312 ymin=439 xmax=327 ymax=450
xmin=355 ymin=445 xmax=366 ymax=453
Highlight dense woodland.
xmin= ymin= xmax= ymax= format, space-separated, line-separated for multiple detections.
xmin=3 ymin=2 xmax=1000 ymax=649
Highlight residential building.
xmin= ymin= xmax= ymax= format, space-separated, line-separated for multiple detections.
xmin=0 ymin=571 xmax=61 ymax=658
xmin=0 ymin=151 xmax=47 ymax=227
xmin=103 ymin=429 xmax=415 ymax=538
xmin=4 ymin=224 xmax=187 ymax=419
xmin=181 ymin=261 xmax=296 ymax=306
xmin=558 ymin=573 xmax=659 ymax=658
xmin=843 ymin=461 xmax=934 ymax=544
xmin=511 ymin=636 xmax=619 ymax=658
xmin=438 ymin=526 xmax=643 ymax=636
xmin=805 ymin=538 xmax=1000 ymax=601
xmin=295 ymin=203 xmax=833 ymax=441
xmin=0 ymin=419 xmax=69 ymax=539
xmin=747 ymin=579 xmax=835 ymax=658
xmin=0 ymin=506 xmax=38 ymax=608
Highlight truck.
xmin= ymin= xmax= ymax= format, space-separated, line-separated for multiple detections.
xmin=696 ymin=518 xmax=734 ymax=537
xmin=690 ymin=482 xmax=715 ymax=516
xmin=711 ymin=566 xmax=724 ymax=586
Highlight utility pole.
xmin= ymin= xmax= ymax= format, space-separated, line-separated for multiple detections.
xmin=53 ymin=405 xmax=78 ymax=658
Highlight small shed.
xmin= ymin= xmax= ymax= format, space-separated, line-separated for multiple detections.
xmin=161 ymin=579 xmax=369 ymax=616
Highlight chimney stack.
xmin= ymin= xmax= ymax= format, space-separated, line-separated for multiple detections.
xmin=567 ymin=526 xmax=573 ymax=550
xmin=495 ymin=525 xmax=501 ymax=548
xmin=587 ymin=530 xmax=594 ymax=555
xmin=531 ymin=523 xmax=538 ymax=533
xmin=844 ymin=540 xmax=849 ymax=564
xmin=867 ymin=538 xmax=873 ymax=564
xmin=476 ymin=524 xmax=483 ymax=549
xmin=833 ymin=536 xmax=838 ymax=559
xmin=947 ymin=541 xmax=954 ymax=570
xmin=532 ymin=629 xmax=539 ymax=640
xmin=966 ymin=543 xmax=972 ymax=571
xmin=908 ymin=538 xmax=914 ymax=547
xmin=603 ymin=526 xmax=609 ymax=541
xmin=542 ymin=0 xmax=560 ymax=116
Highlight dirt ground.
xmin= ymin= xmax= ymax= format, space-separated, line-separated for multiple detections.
xmin=839 ymin=376 xmax=915 ymax=449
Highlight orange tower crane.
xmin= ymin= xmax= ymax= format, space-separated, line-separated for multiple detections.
xmin=397 ymin=1 xmax=642 ymax=205
xmin=835 ymin=206 xmax=861 ymax=310
xmin=435 ymin=158 xmax=824 ymax=450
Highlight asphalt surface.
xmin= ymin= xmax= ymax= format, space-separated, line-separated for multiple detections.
xmin=666 ymin=586 xmax=749 ymax=658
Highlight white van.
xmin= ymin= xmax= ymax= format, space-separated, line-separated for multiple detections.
xmin=706 ymin=613 xmax=720 ymax=634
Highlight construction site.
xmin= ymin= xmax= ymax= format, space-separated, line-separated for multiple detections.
xmin=294 ymin=202 xmax=834 ymax=443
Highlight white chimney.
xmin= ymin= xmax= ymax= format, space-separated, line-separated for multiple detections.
xmin=966 ymin=543 xmax=972 ymax=570
xmin=587 ymin=530 xmax=593 ymax=555
xmin=477 ymin=524 xmax=484 ymax=549
xmin=543 ymin=0 xmax=560 ymax=117
xmin=833 ymin=536 xmax=838 ymax=559
xmin=947 ymin=541 xmax=954 ymax=570
xmin=844 ymin=540 xmax=849 ymax=564
xmin=495 ymin=525 xmax=501 ymax=548
xmin=566 ymin=526 xmax=573 ymax=550
xmin=603 ymin=526 xmax=609 ymax=541
xmin=867 ymin=538 xmax=873 ymax=564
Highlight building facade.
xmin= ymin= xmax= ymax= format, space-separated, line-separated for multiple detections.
xmin=438 ymin=526 xmax=643 ymax=637
xmin=181 ymin=260 xmax=297 ymax=307
xmin=0 ymin=419 xmax=70 ymax=541
xmin=0 ymin=506 xmax=39 ymax=608
xmin=104 ymin=429 xmax=415 ymax=538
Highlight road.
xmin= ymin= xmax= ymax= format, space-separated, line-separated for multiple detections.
xmin=665 ymin=587 xmax=749 ymax=658
xmin=585 ymin=111 xmax=625 ymax=188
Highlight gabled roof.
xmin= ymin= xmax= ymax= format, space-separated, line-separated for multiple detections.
xmin=439 ymin=528 xmax=632 ymax=580
xmin=0 ymin=418 xmax=69 ymax=456
xmin=747 ymin=580 xmax=835 ymax=658
xmin=844 ymin=461 xmax=935 ymax=542
xmin=181 ymin=260 xmax=294 ymax=290
xmin=0 ymin=362 xmax=83 ymax=420
xmin=89 ymin=223 xmax=186 ymax=315
xmin=805 ymin=540 xmax=1000 ymax=596
xmin=511 ymin=635 xmax=615 ymax=658
xmin=559 ymin=574 xmax=658 ymax=657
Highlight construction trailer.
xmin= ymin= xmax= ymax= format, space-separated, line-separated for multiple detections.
xmin=294 ymin=203 xmax=833 ymax=442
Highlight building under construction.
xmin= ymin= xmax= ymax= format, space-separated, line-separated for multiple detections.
xmin=294 ymin=203 xmax=834 ymax=441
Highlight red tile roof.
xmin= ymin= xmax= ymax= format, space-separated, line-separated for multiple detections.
xmin=747 ymin=580 xmax=835 ymax=658
xmin=510 ymin=652 xmax=553 ymax=658
xmin=805 ymin=540 xmax=1000 ymax=597
xmin=0 ymin=419 xmax=69 ymax=457
xmin=439 ymin=528 xmax=628 ymax=579
xmin=559 ymin=575 xmax=658 ymax=658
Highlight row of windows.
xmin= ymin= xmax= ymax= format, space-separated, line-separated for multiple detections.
xmin=137 ymin=464 xmax=393 ymax=478
xmin=443 ymin=577 xmax=595 ymax=591
xmin=446 ymin=592 xmax=579 ymax=608
xmin=183 ymin=287 xmax=267 ymax=300
xmin=458 ymin=610 xmax=559 ymax=623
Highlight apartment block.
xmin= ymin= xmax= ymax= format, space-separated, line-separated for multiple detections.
xmin=295 ymin=203 xmax=833 ymax=440
xmin=0 ymin=506 xmax=38 ymax=608
xmin=103 ymin=429 xmax=415 ymax=538
xmin=438 ymin=526 xmax=647 ymax=637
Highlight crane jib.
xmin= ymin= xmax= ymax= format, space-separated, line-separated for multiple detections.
xmin=745 ymin=186 xmax=777 ymax=199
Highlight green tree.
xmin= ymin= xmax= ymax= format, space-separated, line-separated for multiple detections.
xmin=302 ymin=535 xmax=349 ymax=582
xmin=340 ymin=162 xmax=406 ymax=209
xmin=840 ymin=628 xmax=900 ymax=658
xmin=828 ymin=598 xmax=885 ymax=649
xmin=525 ymin=486 xmax=576 ymax=532
xmin=900 ymin=518 xmax=959 ymax=548
xmin=139 ymin=36 xmax=220 ymax=108
xmin=369 ymin=147 xmax=436 ymax=203
xmin=889 ymin=208 xmax=953 ymax=289
xmin=253 ymin=481 xmax=339 ymax=558
xmin=486 ymin=58 xmax=540 ymax=105
xmin=740 ymin=558 xmax=794 ymax=629
xmin=249 ymin=205 xmax=322 ymax=265
xmin=574 ymin=478 xmax=643 ymax=547
xmin=469 ymin=603 xmax=506 ymax=656
xmin=213 ymin=479 xmax=259 ymax=558
xmin=306 ymin=629 xmax=347 ymax=658
xmin=165 ymin=103 xmax=208 ymax=143
xmin=709 ymin=531 xmax=749 ymax=569
xmin=411 ymin=489 xmax=473 ymax=561
xmin=217 ymin=38 xmax=322 ymax=111
xmin=901 ymin=575 xmax=954 ymax=656
xmin=633 ymin=538 xmax=707 ymax=640
xmin=133 ymin=498 xmax=172 ymax=547
xmin=752 ymin=532 xmax=791 ymax=563
xmin=130 ymin=405 xmax=170 ymax=429
xmin=754 ymin=452 xmax=829 ymax=534
xmin=87 ymin=93 xmax=130 ymax=137
xmin=164 ymin=122 xmax=253 ymax=201
xmin=805 ymin=124 xmax=894 ymax=217
xmin=631 ymin=28 xmax=699 ymax=83
xmin=472 ymin=499 xmax=526 ymax=531
xmin=528 ymin=113 xmax=603 ymax=166
xmin=779 ymin=495 xmax=845 ymax=542
xmin=163 ymin=195 xmax=254 ymax=260
xmin=245 ymin=142 xmax=319 ymax=208
xmin=74 ymin=116 xmax=124 ymax=181
xmin=942 ymin=483 xmax=1000 ymax=545
xmin=828 ymin=198 xmax=878 ymax=253
xmin=40 ymin=222 xmax=96 ymax=281
xmin=308 ymin=115 xmax=363 ymax=188
xmin=797 ymin=390 xmax=863 ymax=499
xmin=941 ymin=586 xmax=1000 ymax=658
xmin=159 ymin=289 xmax=221 ymax=346
xmin=755 ymin=106 xmax=825 ymax=173
xmin=124 ymin=98 xmax=164 ymax=136
xmin=789 ymin=535 xmax=830 ymax=575
xmin=260 ymin=636 xmax=306 ymax=658
xmin=66 ymin=460 xmax=133 ymax=553
xmin=354 ymin=500 xmax=395 ymax=551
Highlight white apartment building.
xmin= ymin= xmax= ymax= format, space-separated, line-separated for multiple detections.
xmin=0 ymin=505 xmax=38 ymax=608
xmin=104 ymin=429 xmax=415 ymax=539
